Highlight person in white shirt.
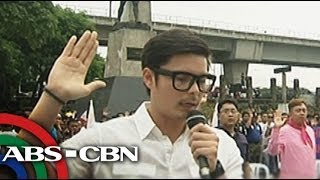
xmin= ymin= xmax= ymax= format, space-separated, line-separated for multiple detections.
xmin=19 ymin=29 xmax=243 ymax=178
xmin=259 ymin=113 xmax=268 ymax=138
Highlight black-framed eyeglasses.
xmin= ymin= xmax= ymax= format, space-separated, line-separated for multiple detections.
xmin=151 ymin=67 xmax=216 ymax=93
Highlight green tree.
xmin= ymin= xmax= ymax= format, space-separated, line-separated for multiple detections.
xmin=0 ymin=2 xmax=105 ymax=111
xmin=85 ymin=55 xmax=105 ymax=83
xmin=200 ymin=100 xmax=216 ymax=122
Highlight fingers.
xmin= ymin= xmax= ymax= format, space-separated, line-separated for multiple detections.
xmin=189 ymin=131 xmax=218 ymax=143
xmin=274 ymin=110 xmax=282 ymax=117
xmin=84 ymin=40 xmax=99 ymax=67
xmin=190 ymin=140 xmax=217 ymax=155
xmin=189 ymin=124 xmax=219 ymax=159
xmin=192 ymin=147 xmax=218 ymax=161
xmin=78 ymin=31 xmax=98 ymax=63
xmin=190 ymin=123 xmax=213 ymax=134
xmin=85 ymin=80 xmax=107 ymax=92
xmin=62 ymin=30 xmax=98 ymax=70
xmin=71 ymin=30 xmax=92 ymax=58
xmin=189 ymin=130 xmax=219 ymax=150
xmin=61 ymin=36 xmax=77 ymax=57
xmin=274 ymin=110 xmax=282 ymax=121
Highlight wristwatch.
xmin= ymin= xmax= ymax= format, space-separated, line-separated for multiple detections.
xmin=210 ymin=160 xmax=225 ymax=178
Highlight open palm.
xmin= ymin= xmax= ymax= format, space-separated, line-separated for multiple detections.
xmin=273 ymin=110 xmax=286 ymax=128
xmin=46 ymin=31 xmax=106 ymax=102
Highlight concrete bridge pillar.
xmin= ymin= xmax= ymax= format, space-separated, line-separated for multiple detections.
xmin=223 ymin=62 xmax=249 ymax=85
xmin=221 ymin=39 xmax=262 ymax=86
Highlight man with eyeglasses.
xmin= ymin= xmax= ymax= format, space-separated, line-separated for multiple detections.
xmin=18 ymin=29 xmax=243 ymax=178
xmin=216 ymin=99 xmax=251 ymax=178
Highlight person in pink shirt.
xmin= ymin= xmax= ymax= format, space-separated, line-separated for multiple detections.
xmin=268 ymin=99 xmax=316 ymax=179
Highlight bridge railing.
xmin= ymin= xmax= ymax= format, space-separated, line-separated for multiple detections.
xmin=54 ymin=3 xmax=320 ymax=41
xmin=152 ymin=13 xmax=320 ymax=40
xmin=54 ymin=3 xmax=115 ymax=17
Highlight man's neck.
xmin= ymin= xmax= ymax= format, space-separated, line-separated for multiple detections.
xmin=291 ymin=117 xmax=305 ymax=127
xmin=221 ymin=125 xmax=235 ymax=136
xmin=147 ymin=105 xmax=186 ymax=143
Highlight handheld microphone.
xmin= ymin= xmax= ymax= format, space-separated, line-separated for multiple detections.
xmin=186 ymin=110 xmax=211 ymax=179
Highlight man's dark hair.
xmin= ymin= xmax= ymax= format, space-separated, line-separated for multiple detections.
xmin=67 ymin=119 xmax=78 ymax=127
xmin=217 ymin=99 xmax=238 ymax=114
xmin=242 ymin=111 xmax=250 ymax=117
xmin=288 ymin=98 xmax=307 ymax=112
xmin=141 ymin=28 xmax=211 ymax=95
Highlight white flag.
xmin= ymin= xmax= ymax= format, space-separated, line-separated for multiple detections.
xmin=80 ymin=110 xmax=87 ymax=121
xmin=87 ymin=99 xmax=96 ymax=128
xmin=211 ymin=102 xmax=219 ymax=127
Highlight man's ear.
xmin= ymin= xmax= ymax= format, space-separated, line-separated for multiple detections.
xmin=142 ymin=67 xmax=155 ymax=90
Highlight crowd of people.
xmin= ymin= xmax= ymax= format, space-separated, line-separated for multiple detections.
xmin=51 ymin=109 xmax=136 ymax=143
xmin=214 ymin=98 xmax=320 ymax=178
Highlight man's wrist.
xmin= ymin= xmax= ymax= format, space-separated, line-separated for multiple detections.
xmin=43 ymin=87 xmax=67 ymax=105
xmin=210 ymin=160 xmax=225 ymax=178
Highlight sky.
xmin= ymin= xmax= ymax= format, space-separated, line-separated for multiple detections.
xmin=52 ymin=1 xmax=320 ymax=92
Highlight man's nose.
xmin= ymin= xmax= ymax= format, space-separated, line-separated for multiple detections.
xmin=300 ymin=111 xmax=306 ymax=116
xmin=188 ymin=81 xmax=200 ymax=93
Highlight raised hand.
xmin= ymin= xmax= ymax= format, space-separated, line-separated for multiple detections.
xmin=46 ymin=31 xmax=106 ymax=102
xmin=273 ymin=110 xmax=286 ymax=128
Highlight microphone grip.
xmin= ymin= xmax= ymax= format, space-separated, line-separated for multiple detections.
xmin=198 ymin=155 xmax=211 ymax=179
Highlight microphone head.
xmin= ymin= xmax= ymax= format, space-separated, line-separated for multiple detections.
xmin=186 ymin=110 xmax=207 ymax=129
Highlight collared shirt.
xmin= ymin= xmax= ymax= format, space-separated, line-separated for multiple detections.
xmin=268 ymin=124 xmax=317 ymax=179
xmin=61 ymin=102 xmax=243 ymax=178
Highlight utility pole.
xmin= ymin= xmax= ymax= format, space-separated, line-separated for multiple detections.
xmin=274 ymin=65 xmax=291 ymax=103
xmin=109 ymin=1 xmax=112 ymax=17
